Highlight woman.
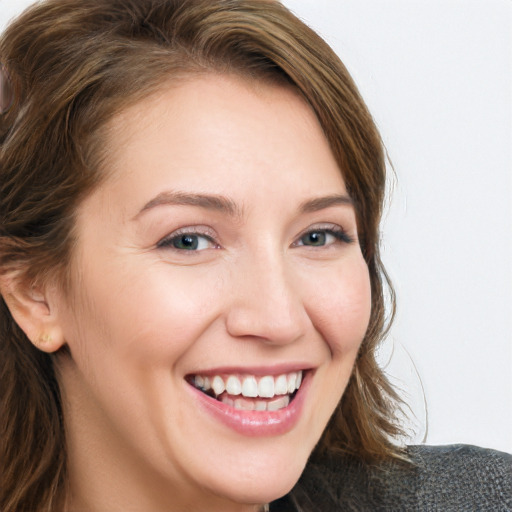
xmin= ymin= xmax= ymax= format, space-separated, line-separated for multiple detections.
xmin=0 ymin=1 xmax=510 ymax=511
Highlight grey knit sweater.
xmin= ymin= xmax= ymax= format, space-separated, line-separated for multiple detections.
xmin=270 ymin=444 xmax=512 ymax=511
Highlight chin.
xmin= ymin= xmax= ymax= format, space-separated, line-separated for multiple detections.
xmin=192 ymin=435 xmax=312 ymax=507
xmin=208 ymin=460 xmax=305 ymax=506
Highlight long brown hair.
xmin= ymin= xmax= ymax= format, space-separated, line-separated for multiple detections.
xmin=0 ymin=1 xmax=403 ymax=510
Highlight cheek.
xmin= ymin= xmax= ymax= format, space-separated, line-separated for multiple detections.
xmin=64 ymin=262 xmax=222 ymax=368
xmin=304 ymin=257 xmax=372 ymax=356
xmin=56 ymin=263 xmax=223 ymax=437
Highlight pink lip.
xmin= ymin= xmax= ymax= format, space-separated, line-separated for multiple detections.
xmin=186 ymin=370 xmax=311 ymax=437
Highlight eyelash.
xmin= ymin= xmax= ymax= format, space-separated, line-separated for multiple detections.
xmin=294 ymin=225 xmax=354 ymax=247
xmin=156 ymin=224 xmax=354 ymax=252
xmin=156 ymin=227 xmax=218 ymax=251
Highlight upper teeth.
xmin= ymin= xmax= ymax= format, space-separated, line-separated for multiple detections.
xmin=193 ymin=371 xmax=303 ymax=399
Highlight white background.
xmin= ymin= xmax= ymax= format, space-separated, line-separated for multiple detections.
xmin=2 ymin=0 xmax=511 ymax=454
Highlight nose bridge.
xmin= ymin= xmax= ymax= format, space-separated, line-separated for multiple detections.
xmin=225 ymin=243 xmax=308 ymax=344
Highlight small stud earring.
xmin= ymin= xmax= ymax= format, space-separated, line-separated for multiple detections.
xmin=39 ymin=333 xmax=53 ymax=345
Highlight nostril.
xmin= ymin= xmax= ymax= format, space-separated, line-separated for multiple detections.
xmin=226 ymin=307 xmax=307 ymax=345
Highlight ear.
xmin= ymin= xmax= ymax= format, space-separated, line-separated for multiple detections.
xmin=0 ymin=273 xmax=65 ymax=353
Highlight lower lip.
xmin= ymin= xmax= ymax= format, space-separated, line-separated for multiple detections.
xmin=187 ymin=372 xmax=310 ymax=436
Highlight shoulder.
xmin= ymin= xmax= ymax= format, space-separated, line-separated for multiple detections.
xmin=272 ymin=445 xmax=512 ymax=511
xmin=406 ymin=444 xmax=512 ymax=510
xmin=408 ymin=444 xmax=511 ymax=483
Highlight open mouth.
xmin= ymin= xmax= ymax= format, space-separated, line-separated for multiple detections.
xmin=187 ymin=371 xmax=304 ymax=412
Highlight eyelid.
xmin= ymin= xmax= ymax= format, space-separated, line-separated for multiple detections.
xmin=293 ymin=223 xmax=354 ymax=246
xmin=156 ymin=225 xmax=219 ymax=249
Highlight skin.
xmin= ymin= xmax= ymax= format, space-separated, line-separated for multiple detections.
xmin=25 ymin=75 xmax=371 ymax=511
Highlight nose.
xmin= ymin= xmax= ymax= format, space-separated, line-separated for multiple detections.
xmin=225 ymin=251 xmax=310 ymax=345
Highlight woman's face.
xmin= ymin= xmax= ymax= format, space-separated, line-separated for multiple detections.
xmin=54 ymin=75 xmax=371 ymax=511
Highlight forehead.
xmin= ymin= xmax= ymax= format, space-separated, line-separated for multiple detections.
xmin=86 ymin=73 xmax=347 ymax=218
xmin=103 ymin=73 xmax=325 ymax=160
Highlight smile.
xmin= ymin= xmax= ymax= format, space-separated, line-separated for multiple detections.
xmin=189 ymin=371 xmax=303 ymax=412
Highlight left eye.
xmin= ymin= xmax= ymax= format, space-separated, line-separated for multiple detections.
xmin=158 ymin=233 xmax=214 ymax=251
xmin=295 ymin=228 xmax=352 ymax=247
xmin=297 ymin=231 xmax=335 ymax=247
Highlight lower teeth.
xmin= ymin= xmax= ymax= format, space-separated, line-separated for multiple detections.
xmin=219 ymin=393 xmax=292 ymax=411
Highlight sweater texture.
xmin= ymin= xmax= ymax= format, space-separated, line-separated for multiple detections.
xmin=269 ymin=444 xmax=512 ymax=511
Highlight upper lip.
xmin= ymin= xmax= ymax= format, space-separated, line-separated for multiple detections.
xmin=186 ymin=363 xmax=314 ymax=377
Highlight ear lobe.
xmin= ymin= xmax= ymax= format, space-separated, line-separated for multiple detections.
xmin=0 ymin=273 xmax=65 ymax=353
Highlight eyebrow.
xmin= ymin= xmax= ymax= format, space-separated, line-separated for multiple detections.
xmin=135 ymin=190 xmax=353 ymax=220
xmin=135 ymin=191 xmax=242 ymax=219
xmin=299 ymin=194 xmax=353 ymax=213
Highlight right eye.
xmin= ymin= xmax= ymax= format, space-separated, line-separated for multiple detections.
xmin=157 ymin=232 xmax=217 ymax=251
